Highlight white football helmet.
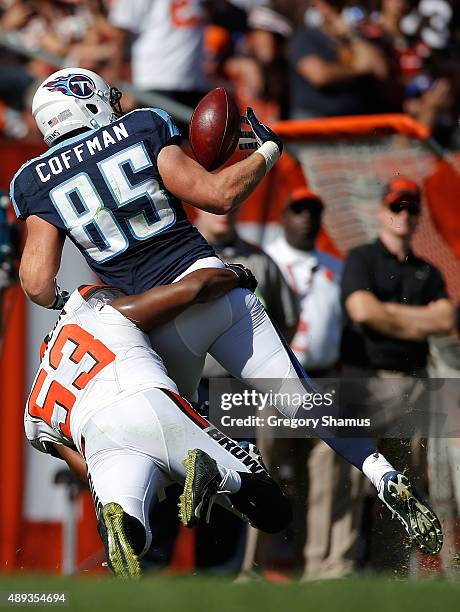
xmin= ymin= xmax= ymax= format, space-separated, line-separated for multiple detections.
xmin=32 ymin=68 xmax=123 ymax=146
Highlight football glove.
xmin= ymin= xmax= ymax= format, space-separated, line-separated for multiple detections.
xmin=226 ymin=263 xmax=258 ymax=292
xmin=47 ymin=284 xmax=70 ymax=310
xmin=239 ymin=108 xmax=283 ymax=156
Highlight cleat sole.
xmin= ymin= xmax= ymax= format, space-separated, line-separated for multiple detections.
xmin=179 ymin=449 xmax=220 ymax=528
xmin=179 ymin=450 xmax=199 ymax=528
xmin=381 ymin=477 xmax=443 ymax=555
xmin=102 ymin=502 xmax=141 ymax=579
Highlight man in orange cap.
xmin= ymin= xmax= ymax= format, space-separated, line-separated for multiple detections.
xmin=341 ymin=176 xmax=454 ymax=572
xmin=265 ymin=187 xmax=356 ymax=579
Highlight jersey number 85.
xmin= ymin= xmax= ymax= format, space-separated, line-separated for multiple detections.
xmin=49 ymin=142 xmax=175 ymax=262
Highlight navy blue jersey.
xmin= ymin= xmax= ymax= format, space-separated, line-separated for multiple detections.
xmin=10 ymin=108 xmax=216 ymax=293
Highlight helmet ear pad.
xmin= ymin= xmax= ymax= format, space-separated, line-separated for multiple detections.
xmin=32 ymin=68 xmax=119 ymax=146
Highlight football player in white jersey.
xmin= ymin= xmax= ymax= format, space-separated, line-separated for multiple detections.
xmin=25 ymin=266 xmax=291 ymax=578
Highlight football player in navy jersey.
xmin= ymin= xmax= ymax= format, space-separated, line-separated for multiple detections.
xmin=11 ymin=68 xmax=443 ymax=556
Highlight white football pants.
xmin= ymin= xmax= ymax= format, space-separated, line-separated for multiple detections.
xmin=149 ymin=286 xmax=311 ymax=410
xmin=83 ymin=386 xmax=266 ymax=556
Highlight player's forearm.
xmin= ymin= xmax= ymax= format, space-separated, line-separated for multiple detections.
xmin=19 ymin=263 xmax=57 ymax=307
xmin=384 ymin=301 xmax=454 ymax=337
xmin=21 ymin=217 xmax=65 ymax=306
xmin=212 ymin=152 xmax=267 ymax=213
xmin=158 ymin=144 xmax=267 ymax=214
xmin=112 ymin=269 xmax=239 ymax=331
xmin=113 ymin=283 xmax=196 ymax=331
xmin=53 ymin=444 xmax=88 ymax=484
xmin=193 ymin=268 xmax=239 ymax=302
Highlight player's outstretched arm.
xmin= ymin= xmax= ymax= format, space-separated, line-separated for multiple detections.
xmin=111 ymin=266 xmax=256 ymax=332
xmin=157 ymin=144 xmax=265 ymax=214
xmin=157 ymin=108 xmax=282 ymax=215
xmin=20 ymin=216 xmax=66 ymax=307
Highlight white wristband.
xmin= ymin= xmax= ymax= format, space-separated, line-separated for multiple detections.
xmin=254 ymin=141 xmax=280 ymax=174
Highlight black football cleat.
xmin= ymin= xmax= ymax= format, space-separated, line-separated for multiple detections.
xmin=98 ymin=502 xmax=141 ymax=579
xmin=179 ymin=449 xmax=221 ymax=528
xmin=378 ymin=471 xmax=443 ymax=555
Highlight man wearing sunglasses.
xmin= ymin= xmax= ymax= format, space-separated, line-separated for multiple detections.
xmin=342 ymin=177 xmax=454 ymax=364
xmin=341 ymin=176 xmax=455 ymax=573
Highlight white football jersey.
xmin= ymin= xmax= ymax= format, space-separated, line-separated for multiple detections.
xmin=25 ymin=287 xmax=177 ymax=455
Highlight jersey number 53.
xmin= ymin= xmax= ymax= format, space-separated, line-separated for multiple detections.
xmin=28 ymin=324 xmax=115 ymax=439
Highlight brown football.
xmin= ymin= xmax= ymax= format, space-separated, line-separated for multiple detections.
xmin=189 ymin=88 xmax=240 ymax=171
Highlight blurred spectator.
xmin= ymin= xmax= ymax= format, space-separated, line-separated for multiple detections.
xmin=362 ymin=0 xmax=460 ymax=140
xmin=365 ymin=0 xmax=421 ymax=78
xmin=109 ymin=0 xmax=209 ymax=132
xmin=224 ymin=6 xmax=293 ymax=119
xmin=64 ymin=0 xmax=123 ymax=84
xmin=341 ymin=176 xmax=454 ymax=572
xmin=342 ymin=177 xmax=454 ymax=374
xmin=400 ymin=0 xmax=456 ymax=52
xmin=265 ymin=189 xmax=362 ymax=579
xmin=288 ymin=0 xmax=390 ymax=118
xmin=403 ymin=74 xmax=458 ymax=147
xmin=0 ymin=0 xmax=121 ymax=133
xmin=0 ymin=1 xmax=34 ymax=119
xmin=1 ymin=1 xmax=120 ymax=80
xmin=266 ymin=188 xmax=342 ymax=370
xmin=361 ymin=0 xmax=414 ymax=110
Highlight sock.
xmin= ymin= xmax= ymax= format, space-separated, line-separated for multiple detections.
xmin=362 ymin=452 xmax=396 ymax=489
xmin=322 ymin=437 xmax=377 ymax=471
xmin=217 ymin=465 xmax=241 ymax=494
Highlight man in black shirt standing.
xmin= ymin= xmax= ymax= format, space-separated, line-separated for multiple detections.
xmin=342 ymin=177 xmax=453 ymax=371
xmin=341 ymin=176 xmax=454 ymax=572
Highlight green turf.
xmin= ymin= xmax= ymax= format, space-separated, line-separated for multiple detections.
xmin=0 ymin=575 xmax=459 ymax=612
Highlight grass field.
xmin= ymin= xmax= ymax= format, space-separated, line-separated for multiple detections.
xmin=1 ymin=575 xmax=459 ymax=612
